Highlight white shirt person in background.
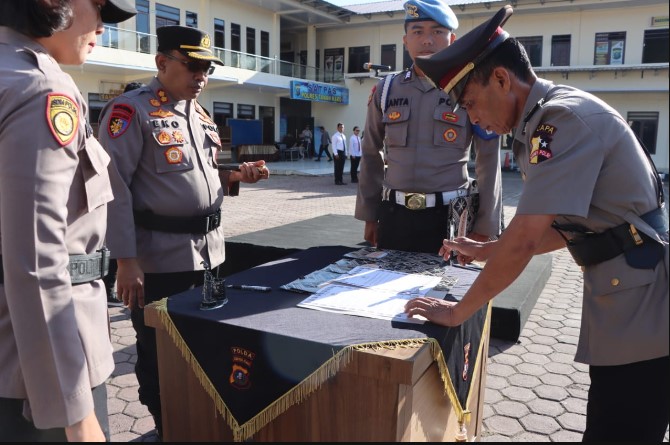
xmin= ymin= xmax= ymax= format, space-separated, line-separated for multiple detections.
xmin=349 ymin=126 xmax=362 ymax=183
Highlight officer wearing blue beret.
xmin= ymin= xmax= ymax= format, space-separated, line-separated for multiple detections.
xmin=355 ymin=0 xmax=503 ymax=256
xmin=407 ymin=6 xmax=669 ymax=442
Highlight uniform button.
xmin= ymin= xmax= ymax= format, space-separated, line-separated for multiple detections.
xmin=611 ymin=278 xmax=620 ymax=286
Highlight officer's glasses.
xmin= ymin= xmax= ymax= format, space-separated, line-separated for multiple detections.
xmin=163 ymin=52 xmax=215 ymax=75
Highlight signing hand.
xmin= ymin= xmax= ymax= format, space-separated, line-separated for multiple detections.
xmin=440 ymin=236 xmax=492 ymax=265
xmin=404 ymin=297 xmax=464 ymax=327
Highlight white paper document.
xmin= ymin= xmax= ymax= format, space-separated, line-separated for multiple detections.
xmin=298 ymin=266 xmax=442 ymax=324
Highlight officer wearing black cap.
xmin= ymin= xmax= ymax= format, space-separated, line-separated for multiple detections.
xmin=98 ymin=25 xmax=269 ymax=438
xmin=1 ymin=0 xmax=135 ymax=441
xmin=407 ymin=6 xmax=669 ymax=442
xmin=355 ymin=0 xmax=503 ymax=256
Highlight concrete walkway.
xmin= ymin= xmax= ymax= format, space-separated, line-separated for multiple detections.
xmin=107 ymin=160 xmax=669 ymax=442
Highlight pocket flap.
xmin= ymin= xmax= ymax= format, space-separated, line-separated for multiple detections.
xmin=585 ymin=254 xmax=656 ymax=296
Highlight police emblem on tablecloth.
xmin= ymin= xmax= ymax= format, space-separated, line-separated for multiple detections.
xmin=530 ymin=123 xmax=555 ymax=164
xmin=443 ymin=128 xmax=458 ymax=142
xmin=164 ymin=146 xmax=183 ymax=164
xmin=229 ymin=346 xmax=256 ymax=390
xmin=46 ymin=93 xmax=79 ymax=146
xmin=107 ymin=103 xmax=135 ymax=138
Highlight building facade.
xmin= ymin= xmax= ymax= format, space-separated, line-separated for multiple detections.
xmin=64 ymin=0 xmax=669 ymax=171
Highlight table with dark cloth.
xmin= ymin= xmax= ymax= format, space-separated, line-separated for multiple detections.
xmin=148 ymin=246 xmax=490 ymax=441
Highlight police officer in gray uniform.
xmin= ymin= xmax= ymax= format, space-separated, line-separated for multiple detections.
xmin=355 ymin=0 xmax=503 ymax=254
xmin=98 ymin=25 xmax=269 ymax=438
xmin=0 ymin=0 xmax=136 ymax=441
xmin=406 ymin=6 xmax=669 ymax=441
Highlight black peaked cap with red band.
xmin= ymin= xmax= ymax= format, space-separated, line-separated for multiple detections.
xmin=415 ymin=5 xmax=514 ymax=98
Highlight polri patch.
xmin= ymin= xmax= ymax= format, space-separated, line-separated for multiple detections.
xmin=229 ymin=346 xmax=256 ymax=390
xmin=46 ymin=93 xmax=79 ymax=146
xmin=530 ymin=123 xmax=556 ymax=164
xmin=108 ymin=103 xmax=135 ymax=138
xmin=164 ymin=146 xmax=183 ymax=164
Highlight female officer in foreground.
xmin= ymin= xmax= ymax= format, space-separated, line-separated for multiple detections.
xmin=0 ymin=0 xmax=135 ymax=441
xmin=406 ymin=6 xmax=668 ymax=442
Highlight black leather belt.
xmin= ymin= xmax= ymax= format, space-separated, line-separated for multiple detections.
xmin=0 ymin=248 xmax=110 ymax=285
xmin=133 ymin=208 xmax=221 ymax=235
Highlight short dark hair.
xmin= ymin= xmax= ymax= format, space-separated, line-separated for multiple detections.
xmin=0 ymin=0 xmax=74 ymax=38
xmin=470 ymin=38 xmax=534 ymax=86
xmin=124 ymin=82 xmax=145 ymax=93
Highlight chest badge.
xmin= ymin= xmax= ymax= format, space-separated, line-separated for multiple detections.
xmin=442 ymin=112 xmax=458 ymax=123
xmin=156 ymin=131 xmax=172 ymax=145
xmin=46 ymin=93 xmax=79 ymax=146
xmin=443 ymin=128 xmax=458 ymax=142
xmin=388 ymin=111 xmax=401 ymax=121
xmin=149 ymin=109 xmax=174 ymax=118
xmin=164 ymin=146 xmax=183 ymax=164
xmin=172 ymin=130 xmax=185 ymax=143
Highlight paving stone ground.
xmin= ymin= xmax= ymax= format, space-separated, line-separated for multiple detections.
xmin=107 ymin=162 xmax=669 ymax=442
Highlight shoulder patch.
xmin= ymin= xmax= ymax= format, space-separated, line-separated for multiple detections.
xmin=46 ymin=93 xmax=79 ymax=146
xmin=530 ymin=123 xmax=556 ymax=164
xmin=108 ymin=103 xmax=135 ymax=138
xmin=472 ymin=124 xmax=498 ymax=140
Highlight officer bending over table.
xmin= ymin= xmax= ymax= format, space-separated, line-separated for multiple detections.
xmin=405 ymin=6 xmax=668 ymax=442
xmin=98 ymin=25 xmax=269 ymax=439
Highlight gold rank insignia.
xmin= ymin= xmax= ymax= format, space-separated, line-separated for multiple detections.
xmin=443 ymin=128 xmax=458 ymax=142
xmin=149 ymin=98 xmax=161 ymax=107
xmin=46 ymin=93 xmax=79 ymax=146
xmin=157 ymin=89 xmax=169 ymax=103
xmin=388 ymin=111 xmax=401 ymax=121
xmin=201 ymin=35 xmax=211 ymax=49
xmin=157 ymin=131 xmax=172 ymax=145
xmin=164 ymin=146 xmax=183 ymax=164
xmin=149 ymin=109 xmax=175 ymax=118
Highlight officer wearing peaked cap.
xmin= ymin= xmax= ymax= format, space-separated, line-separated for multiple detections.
xmin=98 ymin=24 xmax=267 ymax=439
xmin=407 ymin=6 xmax=669 ymax=442
xmin=355 ymin=0 xmax=503 ymax=256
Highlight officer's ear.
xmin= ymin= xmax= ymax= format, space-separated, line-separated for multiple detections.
xmin=492 ymin=66 xmax=511 ymax=93
xmin=156 ymin=54 xmax=167 ymax=72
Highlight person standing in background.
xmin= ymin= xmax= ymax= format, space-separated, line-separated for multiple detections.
xmin=0 ymin=0 xmax=136 ymax=441
xmin=355 ymin=0 xmax=503 ymax=254
xmin=300 ymin=125 xmax=313 ymax=159
xmin=349 ymin=126 xmax=362 ymax=183
xmin=314 ymin=126 xmax=333 ymax=161
xmin=332 ymin=123 xmax=348 ymax=185
xmin=98 ymin=25 xmax=269 ymax=439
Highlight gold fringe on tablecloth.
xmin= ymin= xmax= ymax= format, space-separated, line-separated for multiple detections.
xmin=154 ymin=298 xmax=492 ymax=441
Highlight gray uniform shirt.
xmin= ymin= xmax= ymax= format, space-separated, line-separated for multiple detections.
xmin=514 ymin=78 xmax=669 ymax=366
xmin=99 ymin=78 xmax=229 ymax=273
xmin=0 ymin=27 xmax=114 ymax=428
xmin=355 ymin=68 xmax=503 ymax=237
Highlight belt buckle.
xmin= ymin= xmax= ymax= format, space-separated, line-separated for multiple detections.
xmin=207 ymin=209 xmax=222 ymax=233
xmin=405 ymin=193 xmax=426 ymax=210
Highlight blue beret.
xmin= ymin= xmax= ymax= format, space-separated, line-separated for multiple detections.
xmin=415 ymin=5 xmax=514 ymax=109
xmin=404 ymin=0 xmax=458 ymax=31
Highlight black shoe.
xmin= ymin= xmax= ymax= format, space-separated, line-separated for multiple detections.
xmin=335 ymin=181 xmax=347 ymax=185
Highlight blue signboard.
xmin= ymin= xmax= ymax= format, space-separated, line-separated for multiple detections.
xmin=290 ymin=80 xmax=349 ymax=105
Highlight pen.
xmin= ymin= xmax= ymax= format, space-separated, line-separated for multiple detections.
xmin=226 ymin=284 xmax=272 ymax=292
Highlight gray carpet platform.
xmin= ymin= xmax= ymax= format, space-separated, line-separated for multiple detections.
xmin=222 ymin=214 xmax=551 ymax=342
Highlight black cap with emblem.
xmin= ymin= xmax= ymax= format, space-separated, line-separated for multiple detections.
xmin=157 ymin=25 xmax=224 ymax=66
xmin=415 ymin=5 xmax=514 ymax=109
xmin=101 ymin=0 xmax=137 ymax=24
